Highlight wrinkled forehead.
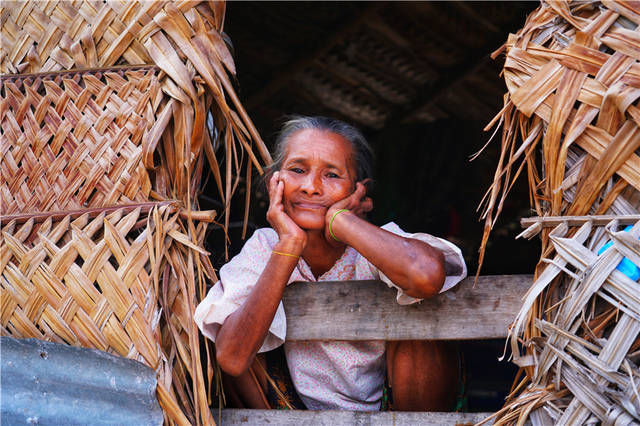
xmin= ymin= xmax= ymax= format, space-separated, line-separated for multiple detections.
xmin=284 ymin=129 xmax=356 ymax=173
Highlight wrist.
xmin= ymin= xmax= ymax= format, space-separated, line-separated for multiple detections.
xmin=327 ymin=208 xmax=355 ymax=243
xmin=275 ymin=237 xmax=305 ymax=256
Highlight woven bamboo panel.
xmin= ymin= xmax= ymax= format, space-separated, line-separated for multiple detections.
xmin=0 ymin=205 xmax=214 ymax=426
xmin=480 ymin=1 xmax=640 ymax=425
xmin=1 ymin=66 xmax=160 ymax=215
xmin=488 ymin=220 xmax=640 ymax=425
xmin=0 ymin=207 xmax=175 ymax=410
xmin=479 ymin=1 xmax=640 ymax=238
xmin=1 ymin=207 xmax=160 ymax=360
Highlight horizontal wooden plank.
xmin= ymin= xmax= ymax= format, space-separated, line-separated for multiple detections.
xmin=218 ymin=409 xmax=494 ymax=425
xmin=282 ymin=275 xmax=532 ymax=340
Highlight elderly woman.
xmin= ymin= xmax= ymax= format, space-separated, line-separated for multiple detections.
xmin=195 ymin=116 xmax=466 ymax=411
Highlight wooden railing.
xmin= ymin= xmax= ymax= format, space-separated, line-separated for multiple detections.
xmin=284 ymin=275 xmax=532 ymax=340
xmin=218 ymin=275 xmax=531 ymax=425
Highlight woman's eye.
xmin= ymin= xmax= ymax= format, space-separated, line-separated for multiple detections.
xmin=326 ymin=172 xmax=339 ymax=178
xmin=290 ymin=167 xmax=304 ymax=174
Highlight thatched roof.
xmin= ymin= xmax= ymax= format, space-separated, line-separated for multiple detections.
xmin=225 ymin=2 xmax=536 ymax=134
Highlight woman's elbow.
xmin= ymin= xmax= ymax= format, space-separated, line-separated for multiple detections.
xmin=407 ymin=251 xmax=446 ymax=299
xmin=216 ymin=345 xmax=252 ymax=377
xmin=215 ymin=329 xmax=254 ymax=376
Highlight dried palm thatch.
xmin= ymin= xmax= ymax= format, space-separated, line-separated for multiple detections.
xmin=1 ymin=1 xmax=270 ymax=425
xmin=478 ymin=1 xmax=640 ymax=424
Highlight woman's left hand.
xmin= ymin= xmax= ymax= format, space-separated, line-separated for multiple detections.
xmin=324 ymin=180 xmax=373 ymax=244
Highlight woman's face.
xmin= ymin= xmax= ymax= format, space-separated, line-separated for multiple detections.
xmin=279 ymin=129 xmax=357 ymax=230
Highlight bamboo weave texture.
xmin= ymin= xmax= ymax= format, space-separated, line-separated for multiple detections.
xmin=1 ymin=67 xmax=159 ymax=215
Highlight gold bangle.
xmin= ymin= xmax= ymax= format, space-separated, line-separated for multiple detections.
xmin=272 ymin=250 xmax=300 ymax=259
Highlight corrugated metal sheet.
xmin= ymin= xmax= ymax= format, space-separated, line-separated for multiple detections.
xmin=1 ymin=337 xmax=163 ymax=426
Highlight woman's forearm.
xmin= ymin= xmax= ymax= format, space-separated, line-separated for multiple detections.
xmin=331 ymin=211 xmax=445 ymax=298
xmin=215 ymin=240 xmax=301 ymax=376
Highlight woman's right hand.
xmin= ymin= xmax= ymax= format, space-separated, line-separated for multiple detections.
xmin=266 ymin=171 xmax=307 ymax=254
xmin=217 ymin=172 xmax=306 ymax=377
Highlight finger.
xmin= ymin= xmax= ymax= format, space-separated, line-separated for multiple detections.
xmin=345 ymin=182 xmax=367 ymax=209
xmin=268 ymin=172 xmax=277 ymax=196
xmin=268 ymin=172 xmax=280 ymax=201
xmin=361 ymin=197 xmax=373 ymax=213
xmin=354 ymin=181 xmax=367 ymax=199
xmin=276 ymin=181 xmax=284 ymax=204
xmin=267 ymin=179 xmax=286 ymax=227
xmin=360 ymin=178 xmax=372 ymax=192
xmin=274 ymin=180 xmax=284 ymax=207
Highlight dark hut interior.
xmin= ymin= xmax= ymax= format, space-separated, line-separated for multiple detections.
xmin=201 ymin=1 xmax=540 ymax=412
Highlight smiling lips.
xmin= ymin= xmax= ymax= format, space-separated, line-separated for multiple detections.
xmin=293 ymin=202 xmax=326 ymax=210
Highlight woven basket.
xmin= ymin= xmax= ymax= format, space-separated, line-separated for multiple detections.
xmin=480 ymin=1 xmax=640 ymax=425
xmin=1 ymin=203 xmax=218 ymax=426
xmin=0 ymin=64 xmax=214 ymax=426
xmin=1 ymin=0 xmax=271 ymax=226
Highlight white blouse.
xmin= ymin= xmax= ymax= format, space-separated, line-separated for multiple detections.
xmin=194 ymin=222 xmax=467 ymax=410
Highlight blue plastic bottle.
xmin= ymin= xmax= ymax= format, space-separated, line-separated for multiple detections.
xmin=596 ymin=225 xmax=640 ymax=281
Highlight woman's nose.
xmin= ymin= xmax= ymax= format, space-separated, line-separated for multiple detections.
xmin=300 ymin=172 xmax=322 ymax=195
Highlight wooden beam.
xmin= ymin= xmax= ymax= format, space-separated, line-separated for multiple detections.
xmin=520 ymin=215 xmax=640 ymax=228
xmin=219 ymin=409 xmax=494 ymax=425
xmin=451 ymin=2 xmax=501 ymax=34
xmin=283 ymin=275 xmax=532 ymax=341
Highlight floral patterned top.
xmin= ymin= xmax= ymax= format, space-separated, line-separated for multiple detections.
xmin=194 ymin=222 xmax=467 ymax=410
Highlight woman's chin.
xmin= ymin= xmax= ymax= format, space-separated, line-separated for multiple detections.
xmin=297 ymin=220 xmax=325 ymax=231
xmin=299 ymin=224 xmax=325 ymax=232
xmin=290 ymin=212 xmax=325 ymax=231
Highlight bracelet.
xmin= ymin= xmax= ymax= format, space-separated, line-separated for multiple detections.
xmin=272 ymin=250 xmax=300 ymax=259
xmin=329 ymin=209 xmax=350 ymax=242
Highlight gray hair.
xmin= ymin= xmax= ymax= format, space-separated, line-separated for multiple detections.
xmin=267 ymin=116 xmax=374 ymax=186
